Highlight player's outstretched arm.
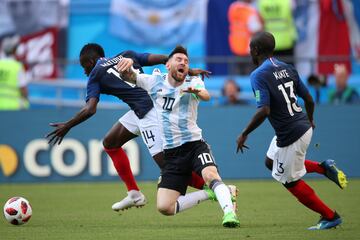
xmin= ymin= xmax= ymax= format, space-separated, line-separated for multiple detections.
xmin=236 ymin=106 xmax=270 ymax=153
xmin=148 ymin=54 xmax=168 ymax=65
xmin=46 ymin=98 xmax=98 ymax=145
xmin=116 ymin=57 xmax=134 ymax=72
xmin=118 ymin=57 xmax=137 ymax=84
xmin=183 ymin=87 xmax=210 ymax=101
xmin=188 ymin=68 xmax=212 ymax=80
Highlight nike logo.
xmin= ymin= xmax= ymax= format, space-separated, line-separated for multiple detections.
xmin=148 ymin=144 xmax=155 ymax=149
xmin=134 ymin=199 xmax=141 ymax=204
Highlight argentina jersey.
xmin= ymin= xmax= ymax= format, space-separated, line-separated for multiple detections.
xmin=136 ymin=72 xmax=204 ymax=149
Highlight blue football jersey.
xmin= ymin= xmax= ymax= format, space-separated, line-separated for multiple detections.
xmin=86 ymin=51 xmax=153 ymax=119
xmin=250 ymin=57 xmax=311 ymax=147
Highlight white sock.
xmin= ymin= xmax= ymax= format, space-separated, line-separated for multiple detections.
xmin=175 ymin=190 xmax=209 ymax=214
xmin=211 ymin=180 xmax=234 ymax=214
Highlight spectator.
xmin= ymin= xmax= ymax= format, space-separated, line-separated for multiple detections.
xmin=258 ymin=0 xmax=297 ymax=65
xmin=307 ymin=74 xmax=327 ymax=104
xmin=0 ymin=35 xmax=29 ymax=110
xmin=328 ymin=64 xmax=359 ymax=104
xmin=228 ymin=0 xmax=263 ymax=75
xmin=222 ymin=79 xmax=248 ymax=105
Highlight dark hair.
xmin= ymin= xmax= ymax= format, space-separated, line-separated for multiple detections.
xmin=307 ymin=74 xmax=327 ymax=87
xmin=250 ymin=31 xmax=275 ymax=56
xmin=79 ymin=43 xmax=105 ymax=59
xmin=168 ymin=45 xmax=188 ymax=60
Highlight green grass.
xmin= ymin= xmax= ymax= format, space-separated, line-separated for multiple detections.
xmin=1 ymin=179 xmax=359 ymax=240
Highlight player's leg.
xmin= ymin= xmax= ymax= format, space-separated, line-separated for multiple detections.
xmin=106 ymin=111 xmax=146 ymax=211
xmin=270 ymin=128 xmax=342 ymax=229
xmin=103 ymin=121 xmax=138 ymax=190
xmin=305 ymin=159 xmax=347 ymax=189
xmin=139 ymin=108 xmax=205 ymax=189
xmin=156 ymin=188 xmax=181 ymax=215
xmin=268 ymin=137 xmax=347 ymax=188
xmin=284 ymin=180 xmax=342 ymax=230
xmin=193 ymin=141 xmax=239 ymax=227
xmin=265 ymin=156 xmax=273 ymax=171
xmin=157 ymin=144 xmax=212 ymax=216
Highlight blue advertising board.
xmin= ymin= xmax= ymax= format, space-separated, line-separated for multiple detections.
xmin=1 ymin=106 xmax=359 ymax=183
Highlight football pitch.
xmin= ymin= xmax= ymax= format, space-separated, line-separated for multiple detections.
xmin=1 ymin=179 xmax=359 ymax=240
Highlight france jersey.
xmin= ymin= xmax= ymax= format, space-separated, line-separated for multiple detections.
xmin=136 ymin=73 xmax=205 ymax=149
xmin=250 ymin=57 xmax=311 ymax=147
xmin=86 ymin=51 xmax=153 ymax=119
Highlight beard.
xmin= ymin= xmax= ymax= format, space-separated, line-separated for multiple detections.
xmin=171 ymin=70 xmax=186 ymax=83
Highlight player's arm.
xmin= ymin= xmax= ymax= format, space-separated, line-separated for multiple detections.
xmin=237 ymin=74 xmax=270 ymax=153
xmin=147 ymin=54 xmax=168 ymax=65
xmin=46 ymin=98 xmax=98 ymax=145
xmin=303 ymin=92 xmax=315 ymax=128
xmin=183 ymin=87 xmax=210 ymax=101
xmin=118 ymin=60 xmax=138 ymax=85
xmin=183 ymin=77 xmax=210 ymax=101
xmin=295 ymin=70 xmax=315 ymax=128
xmin=236 ymin=105 xmax=269 ymax=152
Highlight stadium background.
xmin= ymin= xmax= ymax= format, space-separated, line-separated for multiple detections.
xmin=0 ymin=0 xmax=360 ymax=183
xmin=1 ymin=1 xmax=360 ymax=239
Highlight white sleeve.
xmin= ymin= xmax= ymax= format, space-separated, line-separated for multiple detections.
xmin=136 ymin=73 xmax=157 ymax=92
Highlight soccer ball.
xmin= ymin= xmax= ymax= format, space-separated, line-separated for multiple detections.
xmin=3 ymin=197 xmax=32 ymax=225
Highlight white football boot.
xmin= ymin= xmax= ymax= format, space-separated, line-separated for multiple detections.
xmin=112 ymin=190 xmax=147 ymax=211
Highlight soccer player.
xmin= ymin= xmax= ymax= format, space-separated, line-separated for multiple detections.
xmin=236 ymin=31 xmax=348 ymax=230
xmin=118 ymin=46 xmax=240 ymax=228
xmin=46 ymin=43 xmax=209 ymax=211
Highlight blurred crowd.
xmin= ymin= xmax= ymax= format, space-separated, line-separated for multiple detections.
xmin=0 ymin=0 xmax=359 ymax=109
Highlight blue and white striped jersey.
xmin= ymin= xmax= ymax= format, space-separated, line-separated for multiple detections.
xmin=136 ymin=72 xmax=205 ymax=149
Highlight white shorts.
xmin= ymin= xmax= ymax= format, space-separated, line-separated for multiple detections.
xmin=266 ymin=128 xmax=312 ymax=184
xmin=119 ymin=108 xmax=163 ymax=156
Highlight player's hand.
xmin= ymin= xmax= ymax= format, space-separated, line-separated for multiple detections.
xmin=310 ymin=120 xmax=316 ymax=129
xmin=182 ymin=87 xmax=201 ymax=94
xmin=189 ymin=68 xmax=211 ymax=80
xmin=116 ymin=57 xmax=133 ymax=73
xmin=236 ymin=133 xmax=250 ymax=154
xmin=46 ymin=122 xmax=70 ymax=145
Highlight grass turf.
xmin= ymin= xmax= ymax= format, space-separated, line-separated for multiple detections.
xmin=1 ymin=179 xmax=359 ymax=240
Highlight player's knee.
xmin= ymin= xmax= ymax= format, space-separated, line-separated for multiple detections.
xmin=157 ymin=202 xmax=175 ymax=216
xmin=102 ymin=135 xmax=119 ymax=149
xmin=201 ymin=167 xmax=221 ymax=185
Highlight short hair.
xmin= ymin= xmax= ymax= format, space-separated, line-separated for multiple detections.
xmin=168 ymin=45 xmax=188 ymax=60
xmin=79 ymin=43 xmax=105 ymax=59
xmin=250 ymin=31 xmax=275 ymax=56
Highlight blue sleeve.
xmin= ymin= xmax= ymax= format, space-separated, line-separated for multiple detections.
xmin=122 ymin=50 xmax=150 ymax=66
xmin=85 ymin=69 xmax=100 ymax=102
xmin=250 ymin=72 xmax=270 ymax=108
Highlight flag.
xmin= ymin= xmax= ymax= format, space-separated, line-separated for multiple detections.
xmin=16 ymin=28 xmax=59 ymax=79
xmin=109 ymin=0 xmax=207 ymax=47
xmin=295 ymin=0 xmax=354 ymax=76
